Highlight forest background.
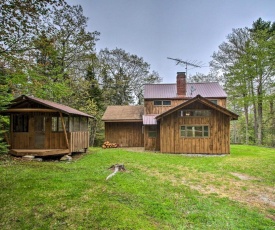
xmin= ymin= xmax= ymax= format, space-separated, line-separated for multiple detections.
xmin=0 ymin=0 xmax=275 ymax=153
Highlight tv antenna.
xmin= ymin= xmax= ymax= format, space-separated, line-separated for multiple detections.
xmin=167 ymin=57 xmax=203 ymax=76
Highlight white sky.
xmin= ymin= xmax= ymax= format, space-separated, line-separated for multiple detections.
xmin=67 ymin=0 xmax=275 ymax=83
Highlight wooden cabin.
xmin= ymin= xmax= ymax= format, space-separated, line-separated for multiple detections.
xmin=1 ymin=95 xmax=95 ymax=157
xmin=102 ymin=72 xmax=238 ymax=154
xmin=103 ymin=105 xmax=144 ymax=147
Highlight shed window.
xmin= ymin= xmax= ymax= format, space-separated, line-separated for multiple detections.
xmin=13 ymin=114 xmax=28 ymax=132
xmin=179 ymin=110 xmax=211 ymax=117
xmin=52 ymin=116 xmax=69 ymax=132
xmin=148 ymin=125 xmax=157 ymax=138
xmin=180 ymin=125 xmax=209 ymax=138
xmin=80 ymin=117 xmax=88 ymax=131
xmin=73 ymin=117 xmax=80 ymax=131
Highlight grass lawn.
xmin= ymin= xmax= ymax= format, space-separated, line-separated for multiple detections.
xmin=0 ymin=145 xmax=274 ymax=229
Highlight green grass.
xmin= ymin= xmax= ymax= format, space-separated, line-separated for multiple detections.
xmin=0 ymin=145 xmax=274 ymax=229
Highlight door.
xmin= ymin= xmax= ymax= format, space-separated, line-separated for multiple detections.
xmin=34 ymin=116 xmax=45 ymax=149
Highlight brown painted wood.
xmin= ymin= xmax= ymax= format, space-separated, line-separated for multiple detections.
xmin=9 ymin=149 xmax=70 ymax=156
xmin=59 ymin=112 xmax=69 ymax=149
xmin=105 ymin=122 xmax=144 ymax=147
xmin=144 ymin=98 xmax=227 ymax=115
xmin=159 ymin=102 xmax=231 ymax=154
xmin=6 ymin=108 xmax=58 ymax=113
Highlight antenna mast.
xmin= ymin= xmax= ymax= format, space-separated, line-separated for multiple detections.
xmin=167 ymin=57 xmax=203 ymax=76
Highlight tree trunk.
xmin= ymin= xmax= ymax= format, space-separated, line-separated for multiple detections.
xmin=270 ymin=100 xmax=275 ymax=146
xmin=250 ymin=80 xmax=258 ymax=143
xmin=257 ymin=75 xmax=263 ymax=145
xmin=243 ymin=97 xmax=249 ymax=144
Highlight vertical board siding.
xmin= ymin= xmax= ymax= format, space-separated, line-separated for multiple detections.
xmin=144 ymin=98 xmax=227 ymax=115
xmin=105 ymin=122 xmax=144 ymax=147
xmin=144 ymin=125 xmax=160 ymax=151
xmin=69 ymin=132 xmax=89 ymax=152
xmin=160 ymin=102 xmax=231 ymax=154
xmin=144 ymin=100 xmax=187 ymax=114
xmin=12 ymin=133 xmax=30 ymax=148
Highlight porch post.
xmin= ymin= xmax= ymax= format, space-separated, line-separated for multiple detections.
xmin=59 ymin=112 xmax=70 ymax=150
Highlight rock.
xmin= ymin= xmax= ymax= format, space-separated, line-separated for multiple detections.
xmin=22 ymin=155 xmax=35 ymax=161
xmin=60 ymin=155 xmax=72 ymax=161
xmin=34 ymin=158 xmax=43 ymax=162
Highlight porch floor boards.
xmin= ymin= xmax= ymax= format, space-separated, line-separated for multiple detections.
xmin=10 ymin=149 xmax=70 ymax=157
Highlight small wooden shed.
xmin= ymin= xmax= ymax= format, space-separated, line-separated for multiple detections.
xmin=1 ymin=95 xmax=95 ymax=157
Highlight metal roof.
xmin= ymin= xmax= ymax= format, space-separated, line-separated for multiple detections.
xmin=143 ymin=114 xmax=158 ymax=125
xmin=144 ymin=82 xmax=227 ymax=99
xmin=10 ymin=95 xmax=94 ymax=118
xmin=102 ymin=105 xmax=144 ymax=121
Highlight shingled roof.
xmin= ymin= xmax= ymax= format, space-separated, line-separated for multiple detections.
xmin=144 ymin=82 xmax=227 ymax=99
xmin=6 ymin=95 xmax=94 ymax=118
xmin=102 ymin=105 xmax=144 ymax=122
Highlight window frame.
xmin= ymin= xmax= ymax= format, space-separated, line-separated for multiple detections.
xmin=148 ymin=125 xmax=157 ymax=138
xmin=51 ymin=116 xmax=69 ymax=132
xmin=210 ymin=100 xmax=218 ymax=105
xmin=13 ymin=114 xmax=29 ymax=132
xmin=178 ymin=110 xmax=211 ymax=117
xmin=180 ymin=125 xmax=210 ymax=138
xmin=154 ymin=100 xmax=171 ymax=106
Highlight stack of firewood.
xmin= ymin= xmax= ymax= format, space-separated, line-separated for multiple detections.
xmin=102 ymin=141 xmax=118 ymax=149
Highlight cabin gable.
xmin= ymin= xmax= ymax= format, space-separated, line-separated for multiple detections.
xmin=158 ymin=99 xmax=232 ymax=154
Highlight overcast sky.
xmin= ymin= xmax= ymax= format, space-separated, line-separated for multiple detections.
xmin=67 ymin=0 xmax=275 ymax=83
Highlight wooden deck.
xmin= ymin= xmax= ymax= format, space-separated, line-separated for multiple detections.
xmin=9 ymin=149 xmax=70 ymax=157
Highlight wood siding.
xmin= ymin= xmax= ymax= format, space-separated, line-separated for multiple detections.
xmin=144 ymin=99 xmax=186 ymax=114
xmin=144 ymin=98 xmax=227 ymax=115
xmin=105 ymin=122 xmax=144 ymax=147
xmin=159 ymin=102 xmax=231 ymax=154
xmin=10 ymin=113 xmax=90 ymax=153
xmin=144 ymin=125 xmax=160 ymax=151
xmin=69 ymin=132 xmax=89 ymax=152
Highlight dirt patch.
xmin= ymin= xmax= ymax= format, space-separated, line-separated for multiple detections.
xmin=121 ymin=147 xmax=146 ymax=152
xmin=230 ymin=172 xmax=260 ymax=181
xmin=134 ymin=164 xmax=275 ymax=220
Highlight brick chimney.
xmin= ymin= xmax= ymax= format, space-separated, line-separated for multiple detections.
xmin=176 ymin=72 xmax=186 ymax=96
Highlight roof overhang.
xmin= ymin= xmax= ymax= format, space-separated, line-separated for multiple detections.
xmin=0 ymin=95 xmax=95 ymax=119
xmin=103 ymin=119 xmax=143 ymax=122
xmin=156 ymin=94 xmax=238 ymax=120
xmin=143 ymin=115 xmax=158 ymax=125
xmin=4 ymin=108 xmax=58 ymax=113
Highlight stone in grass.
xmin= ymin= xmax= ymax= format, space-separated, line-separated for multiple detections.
xmin=33 ymin=158 xmax=43 ymax=162
xmin=22 ymin=155 xmax=35 ymax=161
xmin=60 ymin=155 xmax=72 ymax=162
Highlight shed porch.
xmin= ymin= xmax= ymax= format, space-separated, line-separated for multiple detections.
xmin=9 ymin=148 xmax=70 ymax=157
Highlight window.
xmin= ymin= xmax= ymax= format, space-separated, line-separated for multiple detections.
xmin=52 ymin=116 xmax=69 ymax=132
xmin=13 ymin=114 xmax=28 ymax=132
xmin=73 ymin=117 xmax=80 ymax=131
xmin=154 ymin=101 xmax=162 ymax=106
xmin=163 ymin=100 xmax=171 ymax=106
xmin=52 ymin=117 xmax=58 ymax=132
xmin=80 ymin=117 xmax=88 ymax=131
xmin=154 ymin=100 xmax=171 ymax=106
xmin=210 ymin=100 xmax=218 ymax=105
xmin=148 ymin=125 xmax=157 ymax=138
xmin=180 ymin=125 xmax=209 ymax=138
xmin=179 ymin=110 xmax=211 ymax=117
